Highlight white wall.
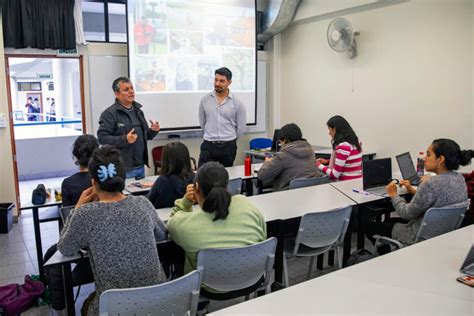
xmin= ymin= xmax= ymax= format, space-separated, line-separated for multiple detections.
xmin=273 ymin=0 xmax=473 ymax=168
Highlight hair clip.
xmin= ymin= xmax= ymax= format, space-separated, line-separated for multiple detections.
xmin=97 ymin=163 xmax=117 ymax=182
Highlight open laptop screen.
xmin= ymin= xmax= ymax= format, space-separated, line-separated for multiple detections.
xmin=396 ymin=152 xmax=417 ymax=180
xmin=271 ymin=129 xmax=281 ymax=152
xmin=363 ymin=158 xmax=392 ymax=190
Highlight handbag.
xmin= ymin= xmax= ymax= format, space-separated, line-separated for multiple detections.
xmin=31 ymin=184 xmax=47 ymax=205
xmin=0 ymin=275 xmax=44 ymax=315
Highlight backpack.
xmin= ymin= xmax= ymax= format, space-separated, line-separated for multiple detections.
xmin=0 ymin=275 xmax=44 ymax=315
xmin=31 ymin=184 xmax=47 ymax=205
xmin=346 ymin=248 xmax=378 ymax=266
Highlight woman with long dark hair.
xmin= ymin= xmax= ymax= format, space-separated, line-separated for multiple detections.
xmin=61 ymin=134 xmax=99 ymax=206
xmin=317 ymin=115 xmax=362 ymax=180
xmin=147 ymin=142 xmax=195 ymax=208
xmin=167 ymin=162 xmax=267 ymax=273
xmin=367 ymin=138 xmax=472 ymax=250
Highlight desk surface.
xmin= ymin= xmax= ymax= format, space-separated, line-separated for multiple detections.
xmin=124 ymin=164 xmax=262 ymax=194
xmin=20 ymin=199 xmax=62 ymax=210
xmin=244 ymin=183 xmax=355 ymax=222
xmin=210 ymin=226 xmax=474 ymax=315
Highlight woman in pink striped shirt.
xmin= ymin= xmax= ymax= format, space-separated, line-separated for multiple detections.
xmin=317 ymin=115 xmax=362 ymax=181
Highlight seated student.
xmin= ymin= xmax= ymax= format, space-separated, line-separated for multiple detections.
xmin=366 ymin=139 xmax=472 ymax=251
xmin=167 ymin=162 xmax=267 ymax=274
xmin=257 ymin=123 xmax=324 ymax=191
xmin=147 ymin=142 xmax=195 ymax=208
xmin=58 ymin=146 xmax=167 ymax=316
xmin=61 ymin=134 xmax=99 ymax=207
xmin=317 ymin=115 xmax=362 ymax=181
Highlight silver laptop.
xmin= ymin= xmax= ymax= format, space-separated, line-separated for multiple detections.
xmin=396 ymin=152 xmax=421 ymax=186
xmin=59 ymin=206 xmax=74 ymax=223
xmin=362 ymin=158 xmax=392 ymax=196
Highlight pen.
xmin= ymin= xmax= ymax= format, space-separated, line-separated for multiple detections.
xmin=352 ymin=188 xmax=370 ymax=196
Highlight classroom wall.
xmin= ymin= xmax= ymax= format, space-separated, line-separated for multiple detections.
xmin=272 ymin=0 xmax=473 ymax=167
xmin=0 ymin=13 xmax=17 ymax=211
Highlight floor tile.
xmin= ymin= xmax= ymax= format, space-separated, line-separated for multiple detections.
xmin=0 ymin=240 xmax=27 ymax=253
xmin=0 ymin=261 xmax=36 ymax=278
xmin=0 ymin=250 xmax=32 ymax=266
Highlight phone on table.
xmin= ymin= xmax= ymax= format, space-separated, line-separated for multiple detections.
xmin=135 ymin=175 xmax=145 ymax=180
xmin=456 ymin=275 xmax=474 ymax=287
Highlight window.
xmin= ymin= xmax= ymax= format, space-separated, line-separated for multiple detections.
xmin=83 ymin=0 xmax=127 ymax=43
xmin=18 ymin=82 xmax=42 ymax=91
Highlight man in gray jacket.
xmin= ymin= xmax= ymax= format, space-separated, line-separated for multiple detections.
xmin=258 ymin=123 xmax=324 ymax=191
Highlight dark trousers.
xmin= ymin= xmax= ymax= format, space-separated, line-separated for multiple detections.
xmin=199 ymin=140 xmax=237 ymax=168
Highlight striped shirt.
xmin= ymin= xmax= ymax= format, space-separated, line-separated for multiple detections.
xmin=318 ymin=142 xmax=362 ymax=180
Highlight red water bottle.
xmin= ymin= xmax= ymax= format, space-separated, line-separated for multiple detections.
xmin=244 ymin=156 xmax=251 ymax=176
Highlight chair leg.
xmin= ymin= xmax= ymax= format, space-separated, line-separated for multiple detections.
xmin=307 ymin=256 xmax=315 ymax=280
xmin=336 ymin=246 xmax=343 ymax=269
xmin=283 ymin=254 xmax=290 ymax=288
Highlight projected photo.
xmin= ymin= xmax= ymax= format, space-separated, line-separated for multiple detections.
xmin=223 ymin=48 xmax=254 ymax=90
xmin=169 ymin=31 xmax=203 ymax=55
xmin=166 ymin=2 xmax=203 ymax=30
xmin=167 ymin=57 xmax=195 ymax=91
xmin=128 ymin=0 xmax=257 ymax=129
xmin=204 ymin=17 xmax=255 ymax=48
xmin=135 ymin=56 xmax=167 ymax=92
xmin=197 ymin=60 xmax=219 ymax=91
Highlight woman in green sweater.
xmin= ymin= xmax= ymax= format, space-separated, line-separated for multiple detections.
xmin=167 ymin=162 xmax=267 ymax=273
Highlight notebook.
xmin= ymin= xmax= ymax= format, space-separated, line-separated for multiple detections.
xmin=362 ymin=158 xmax=392 ymax=196
xmin=396 ymin=152 xmax=421 ymax=186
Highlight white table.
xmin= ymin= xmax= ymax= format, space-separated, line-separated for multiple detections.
xmin=210 ymin=226 xmax=474 ymax=315
xmin=124 ymin=164 xmax=262 ymax=195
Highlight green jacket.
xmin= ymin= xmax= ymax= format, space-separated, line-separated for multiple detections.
xmin=167 ymin=194 xmax=267 ymax=273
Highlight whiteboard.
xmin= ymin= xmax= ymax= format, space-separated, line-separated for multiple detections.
xmin=88 ymin=55 xmax=266 ymax=137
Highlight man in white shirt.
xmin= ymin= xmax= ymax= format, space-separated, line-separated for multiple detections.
xmin=198 ymin=67 xmax=247 ymax=167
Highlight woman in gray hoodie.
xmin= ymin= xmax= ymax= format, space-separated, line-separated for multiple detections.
xmin=258 ymin=123 xmax=324 ymax=191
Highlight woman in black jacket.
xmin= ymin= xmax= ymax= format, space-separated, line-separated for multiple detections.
xmin=147 ymin=142 xmax=195 ymax=208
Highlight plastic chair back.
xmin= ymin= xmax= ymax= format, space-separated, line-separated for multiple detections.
xmin=227 ymin=178 xmax=242 ymax=196
xmin=414 ymin=201 xmax=469 ymax=243
xmin=249 ymin=138 xmax=272 ymax=150
xmin=197 ymin=237 xmax=277 ymax=293
xmin=99 ymin=270 xmax=201 ymax=316
xmin=289 ymin=176 xmax=330 ymax=190
xmin=296 ymin=206 xmax=352 ymax=250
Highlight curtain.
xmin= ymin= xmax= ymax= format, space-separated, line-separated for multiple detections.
xmin=3 ymin=0 xmax=76 ymax=49
xmin=74 ymin=0 xmax=86 ymax=46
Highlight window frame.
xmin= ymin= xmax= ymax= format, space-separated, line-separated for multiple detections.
xmin=83 ymin=0 xmax=128 ymax=44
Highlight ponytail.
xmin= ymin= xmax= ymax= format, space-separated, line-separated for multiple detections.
xmin=459 ymin=150 xmax=474 ymax=166
xmin=202 ymin=186 xmax=231 ymax=221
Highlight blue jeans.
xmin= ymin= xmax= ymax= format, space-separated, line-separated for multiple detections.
xmin=126 ymin=166 xmax=145 ymax=179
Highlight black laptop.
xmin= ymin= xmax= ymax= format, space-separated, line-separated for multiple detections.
xmin=362 ymin=158 xmax=392 ymax=196
xmin=396 ymin=152 xmax=421 ymax=186
xmin=271 ymin=129 xmax=281 ymax=152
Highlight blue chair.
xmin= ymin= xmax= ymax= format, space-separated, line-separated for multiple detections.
xmin=249 ymin=138 xmax=272 ymax=150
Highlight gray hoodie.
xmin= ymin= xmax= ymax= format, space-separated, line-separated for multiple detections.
xmin=257 ymin=140 xmax=324 ymax=191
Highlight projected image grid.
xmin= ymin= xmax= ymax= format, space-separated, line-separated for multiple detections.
xmin=132 ymin=0 xmax=255 ymax=94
